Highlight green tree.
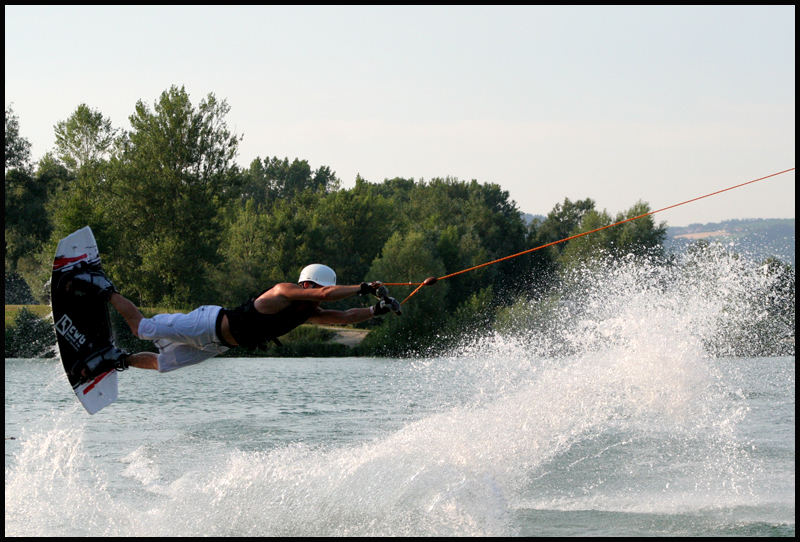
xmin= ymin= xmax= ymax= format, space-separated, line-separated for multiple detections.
xmin=557 ymin=208 xmax=614 ymax=267
xmin=394 ymin=177 xmax=532 ymax=303
xmin=214 ymin=198 xmax=273 ymax=303
xmin=558 ymin=200 xmax=666 ymax=268
xmin=239 ymin=158 xmax=272 ymax=207
xmin=54 ymin=104 xmax=119 ymax=173
xmin=4 ymin=105 xmax=32 ymax=173
xmin=6 ymin=154 xmax=77 ymax=302
xmin=36 ymin=152 xmax=74 ymax=197
xmin=100 ymin=85 xmax=243 ymax=306
xmin=305 ymin=188 xmax=395 ymax=285
xmin=4 ymin=169 xmax=50 ymax=274
xmin=241 ymin=156 xmax=341 ymax=206
xmin=213 ymin=197 xmax=314 ymax=305
xmin=360 ymin=230 xmax=449 ymax=355
xmin=536 ymin=197 xmax=597 ymax=249
xmin=609 ymin=201 xmax=667 ymax=257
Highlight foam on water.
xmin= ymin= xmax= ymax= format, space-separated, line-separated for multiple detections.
xmin=5 ymin=246 xmax=794 ymax=535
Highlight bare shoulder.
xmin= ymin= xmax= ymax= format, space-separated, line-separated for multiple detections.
xmin=259 ymin=282 xmax=321 ymax=304
xmin=261 ymin=282 xmax=298 ymax=298
xmin=252 ymin=283 xmax=297 ymax=314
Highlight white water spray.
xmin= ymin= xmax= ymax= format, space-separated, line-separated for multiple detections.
xmin=5 ymin=247 xmax=794 ymax=535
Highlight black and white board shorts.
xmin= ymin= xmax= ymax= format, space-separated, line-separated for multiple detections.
xmin=137 ymin=305 xmax=229 ymax=372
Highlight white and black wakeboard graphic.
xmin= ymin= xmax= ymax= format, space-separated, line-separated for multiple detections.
xmin=51 ymin=226 xmax=119 ymax=414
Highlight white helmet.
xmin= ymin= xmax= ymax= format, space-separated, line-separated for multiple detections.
xmin=298 ymin=264 xmax=336 ymax=287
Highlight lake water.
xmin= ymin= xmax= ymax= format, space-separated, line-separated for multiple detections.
xmin=5 ymin=249 xmax=795 ymax=536
xmin=4 ymin=353 xmax=794 ymax=536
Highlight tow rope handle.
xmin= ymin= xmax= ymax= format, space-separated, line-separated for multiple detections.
xmin=374 ymin=285 xmax=402 ymax=315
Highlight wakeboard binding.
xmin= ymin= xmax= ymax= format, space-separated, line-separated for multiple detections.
xmin=58 ymin=263 xmax=117 ymax=301
xmin=70 ymin=345 xmax=130 ymax=381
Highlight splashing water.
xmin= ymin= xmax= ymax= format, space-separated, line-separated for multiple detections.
xmin=5 ymin=248 xmax=795 ymax=536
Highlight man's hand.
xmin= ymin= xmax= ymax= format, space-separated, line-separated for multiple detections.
xmin=371 ymin=296 xmax=401 ymax=316
xmin=359 ymin=281 xmax=383 ymax=296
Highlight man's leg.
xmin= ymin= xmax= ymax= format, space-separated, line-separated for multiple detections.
xmin=107 ymin=293 xmax=159 ymax=370
xmin=126 ymin=352 xmax=159 ymax=370
xmin=105 ymin=302 xmax=226 ymax=373
xmin=109 ymin=292 xmax=145 ymax=337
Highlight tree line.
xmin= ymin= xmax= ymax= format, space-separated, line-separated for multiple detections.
xmin=5 ymin=86 xmax=792 ymax=356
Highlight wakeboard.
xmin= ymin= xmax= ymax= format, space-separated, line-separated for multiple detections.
xmin=51 ymin=226 xmax=119 ymax=414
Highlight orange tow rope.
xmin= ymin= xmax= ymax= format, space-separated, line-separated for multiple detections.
xmin=385 ymin=168 xmax=795 ymax=305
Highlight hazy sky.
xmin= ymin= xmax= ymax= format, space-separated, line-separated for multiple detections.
xmin=5 ymin=5 xmax=795 ymax=226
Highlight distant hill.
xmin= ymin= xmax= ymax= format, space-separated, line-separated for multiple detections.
xmin=665 ymin=218 xmax=795 ymax=266
xmin=521 ymin=213 xmax=794 ymax=266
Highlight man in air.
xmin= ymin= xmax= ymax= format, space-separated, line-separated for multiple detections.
xmin=60 ymin=264 xmax=399 ymax=377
